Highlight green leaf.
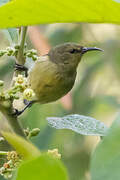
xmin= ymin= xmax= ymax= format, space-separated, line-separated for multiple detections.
xmin=2 ymin=28 xmax=19 ymax=44
xmin=47 ymin=114 xmax=108 ymax=136
xmin=91 ymin=114 xmax=120 ymax=180
xmin=2 ymin=132 xmax=40 ymax=160
xmin=16 ymin=154 xmax=68 ymax=180
xmin=0 ymin=0 xmax=120 ymax=28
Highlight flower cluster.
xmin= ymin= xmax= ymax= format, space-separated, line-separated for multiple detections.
xmin=0 ymin=126 xmax=40 ymax=179
xmin=0 ymin=74 xmax=35 ymax=102
xmin=24 ymin=49 xmax=38 ymax=61
xmin=47 ymin=149 xmax=61 ymax=159
xmin=0 ymin=45 xmax=20 ymax=58
xmin=0 ymin=80 xmax=17 ymax=101
xmin=0 ymin=151 xmax=22 ymax=179
xmin=13 ymin=74 xmax=28 ymax=90
xmin=13 ymin=74 xmax=35 ymax=101
xmin=0 ymin=45 xmax=38 ymax=62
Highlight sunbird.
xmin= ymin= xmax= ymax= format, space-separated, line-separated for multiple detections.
xmin=15 ymin=42 xmax=103 ymax=115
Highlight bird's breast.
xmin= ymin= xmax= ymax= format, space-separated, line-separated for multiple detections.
xmin=28 ymin=58 xmax=76 ymax=103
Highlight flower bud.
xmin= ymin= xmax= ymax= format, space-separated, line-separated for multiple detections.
xmin=14 ymin=44 xmax=20 ymax=49
xmin=0 ymin=50 xmax=7 ymax=57
xmin=32 ymin=55 xmax=38 ymax=61
xmin=6 ymin=47 xmax=15 ymax=56
xmin=5 ymin=94 xmax=10 ymax=100
xmin=0 ymin=80 xmax=4 ymax=86
xmin=30 ymin=128 xmax=40 ymax=137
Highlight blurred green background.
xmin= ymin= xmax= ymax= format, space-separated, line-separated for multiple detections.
xmin=0 ymin=23 xmax=120 ymax=180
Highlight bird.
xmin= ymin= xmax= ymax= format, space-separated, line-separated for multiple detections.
xmin=15 ymin=42 xmax=103 ymax=115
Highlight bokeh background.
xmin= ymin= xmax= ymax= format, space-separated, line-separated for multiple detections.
xmin=0 ymin=23 xmax=120 ymax=180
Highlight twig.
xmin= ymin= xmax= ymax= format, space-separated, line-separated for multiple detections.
xmin=11 ymin=26 xmax=27 ymax=86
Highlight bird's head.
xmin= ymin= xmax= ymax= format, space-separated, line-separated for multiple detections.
xmin=48 ymin=43 xmax=103 ymax=71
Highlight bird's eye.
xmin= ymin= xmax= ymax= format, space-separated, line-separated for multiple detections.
xmin=69 ymin=49 xmax=79 ymax=54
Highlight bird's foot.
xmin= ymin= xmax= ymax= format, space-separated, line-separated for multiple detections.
xmin=13 ymin=109 xmax=24 ymax=116
xmin=13 ymin=101 xmax=33 ymax=116
xmin=14 ymin=63 xmax=28 ymax=77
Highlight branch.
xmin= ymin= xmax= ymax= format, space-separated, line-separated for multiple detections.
xmin=0 ymin=101 xmax=25 ymax=138
xmin=0 ymin=27 xmax=28 ymax=138
xmin=11 ymin=26 xmax=28 ymax=86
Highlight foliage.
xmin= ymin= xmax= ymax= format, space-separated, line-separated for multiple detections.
xmin=2 ymin=133 xmax=68 ymax=180
xmin=47 ymin=114 xmax=108 ymax=136
xmin=0 ymin=0 xmax=120 ymax=28
xmin=91 ymin=114 xmax=120 ymax=180
xmin=16 ymin=154 xmax=68 ymax=180
xmin=0 ymin=0 xmax=120 ymax=180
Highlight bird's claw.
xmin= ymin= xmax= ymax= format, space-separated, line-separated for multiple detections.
xmin=13 ymin=109 xmax=24 ymax=116
xmin=13 ymin=101 xmax=34 ymax=116
xmin=14 ymin=63 xmax=28 ymax=77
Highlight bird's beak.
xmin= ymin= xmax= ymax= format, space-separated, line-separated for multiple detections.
xmin=82 ymin=47 xmax=103 ymax=54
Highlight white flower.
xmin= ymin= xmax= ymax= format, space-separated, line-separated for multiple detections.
xmin=14 ymin=75 xmax=28 ymax=90
xmin=23 ymin=88 xmax=35 ymax=100
xmin=14 ymin=75 xmax=27 ymax=85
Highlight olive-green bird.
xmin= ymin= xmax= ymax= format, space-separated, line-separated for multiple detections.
xmin=15 ymin=42 xmax=103 ymax=115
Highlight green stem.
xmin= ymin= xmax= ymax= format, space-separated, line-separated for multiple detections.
xmin=11 ymin=26 xmax=28 ymax=86
xmin=6 ymin=27 xmax=28 ymax=138
xmin=16 ymin=26 xmax=27 ymax=65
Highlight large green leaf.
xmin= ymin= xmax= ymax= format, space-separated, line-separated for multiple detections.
xmin=47 ymin=114 xmax=108 ymax=136
xmin=0 ymin=0 xmax=120 ymax=28
xmin=91 ymin=114 xmax=120 ymax=180
xmin=16 ymin=154 xmax=68 ymax=180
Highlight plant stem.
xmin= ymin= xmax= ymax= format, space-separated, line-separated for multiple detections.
xmin=0 ymin=102 xmax=25 ymax=138
xmin=11 ymin=26 xmax=28 ymax=87
xmin=16 ymin=26 xmax=27 ymax=65
xmin=5 ymin=27 xmax=28 ymax=138
xmin=4 ymin=113 xmax=25 ymax=138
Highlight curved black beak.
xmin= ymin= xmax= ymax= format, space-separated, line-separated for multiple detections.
xmin=82 ymin=47 xmax=103 ymax=54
